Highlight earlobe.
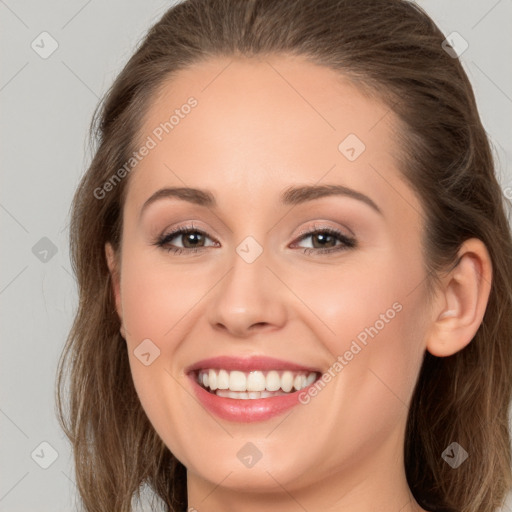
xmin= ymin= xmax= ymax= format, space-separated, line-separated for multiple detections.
xmin=105 ymin=242 xmax=124 ymax=336
xmin=425 ymin=238 xmax=492 ymax=357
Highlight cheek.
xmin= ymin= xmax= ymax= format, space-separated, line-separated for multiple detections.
xmin=117 ymin=250 xmax=205 ymax=400
xmin=119 ymin=250 xmax=208 ymax=342
xmin=291 ymin=245 xmax=422 ymax=350
xmin=118 ymin=251 xmax=209 ymax=461
xmin=299 ymin=244 xmax=427 ymax=407
xmin=298 ymin=265 xmax=426 ymax=470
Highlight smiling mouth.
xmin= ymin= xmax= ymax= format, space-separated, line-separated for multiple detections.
xmin=193 ymin=368 xmax=321 ymax=399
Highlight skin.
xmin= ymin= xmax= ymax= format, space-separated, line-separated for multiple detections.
xmin=106 ymin=55 xmax=492 ymax=512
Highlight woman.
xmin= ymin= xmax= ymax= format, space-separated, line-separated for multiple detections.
xmin=56 ymin=1 xmax=512 ymax=511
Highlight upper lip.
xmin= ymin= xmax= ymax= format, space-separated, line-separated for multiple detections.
xmin=185 ymin=355 xmax=321 ymax=374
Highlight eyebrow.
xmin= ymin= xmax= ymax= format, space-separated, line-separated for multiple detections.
xmin=139 ymin=184 xmax=383 ymax=218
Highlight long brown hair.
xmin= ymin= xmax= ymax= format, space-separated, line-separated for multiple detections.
xmin=56 ymin=1 xmax=512 ymax=510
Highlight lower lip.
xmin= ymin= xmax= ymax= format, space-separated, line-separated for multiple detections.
xmin=188 ymin=373 xmax=316 ymax=422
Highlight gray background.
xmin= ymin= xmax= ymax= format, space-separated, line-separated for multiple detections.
xmin=1 ymin=1 xmax=511 ymax=510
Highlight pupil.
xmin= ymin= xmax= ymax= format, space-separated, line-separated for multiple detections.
xmin=184 ymin=232 xmax=203 ymax=248
xmin=314 ymin=233 xmax=335 ymax=248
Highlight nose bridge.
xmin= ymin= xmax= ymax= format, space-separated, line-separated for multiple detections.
xmin=230 ymin=235 xmax=268 ymax=296
xmin=206 ymin=233 xmax=287 ymax=336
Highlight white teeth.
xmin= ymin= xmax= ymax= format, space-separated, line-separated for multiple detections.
xmin=216 ymin=389 xmax=288 ymax=399
xmin=217 ymin=369 xmax=229 ymax=390
xmin=196 ymin=368 xmax=318 ymax=395
xmin=229 ymin=370 xmax=246 ymax=391
xmin=266 ymin=370 xmax=281 ymax=391
xmin=305 ymin=373 xmax=316 ymax=386
xmin=247 ymin=371 xmax=266 ymax=391
xmin=293 ymin=374 xmax=302 ymax=391
xmin=208 ymin=369 xmax=217 ymax=390
xmin=281 ymin=371 xmax=294 ymax=392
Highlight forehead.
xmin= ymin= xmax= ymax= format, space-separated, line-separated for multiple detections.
xmin=125 ymin=54 xmax=421 ymax=220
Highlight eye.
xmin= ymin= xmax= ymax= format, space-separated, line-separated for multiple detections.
xmin=153 ymin=223 xmax=357 ymax=256
xmin=154 ymin=223 xmax=218 ymax=255
xmin=291 ymin=225 xmax=356 ymax=255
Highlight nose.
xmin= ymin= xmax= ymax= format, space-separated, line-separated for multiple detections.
xmin=206 ymin=246 xmax=288 ymax=338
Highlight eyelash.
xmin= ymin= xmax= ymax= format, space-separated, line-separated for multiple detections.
xmin=153 ymin=223 xmax=357 ymax=256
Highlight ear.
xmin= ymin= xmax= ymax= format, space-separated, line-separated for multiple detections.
xmin=426 ymin=238 xmax=492 ymax=357
xmin=105 ymin=242 xmax=125 ymax=338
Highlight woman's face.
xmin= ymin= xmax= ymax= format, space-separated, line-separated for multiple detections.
xmin=109 ymin=55 xmax=432 ymax=505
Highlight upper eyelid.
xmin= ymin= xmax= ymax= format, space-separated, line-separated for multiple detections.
xmin=158 ymin=224 xmax=354 ymax=245
xmin=294 ymin=222 xmax=354 ymax=239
